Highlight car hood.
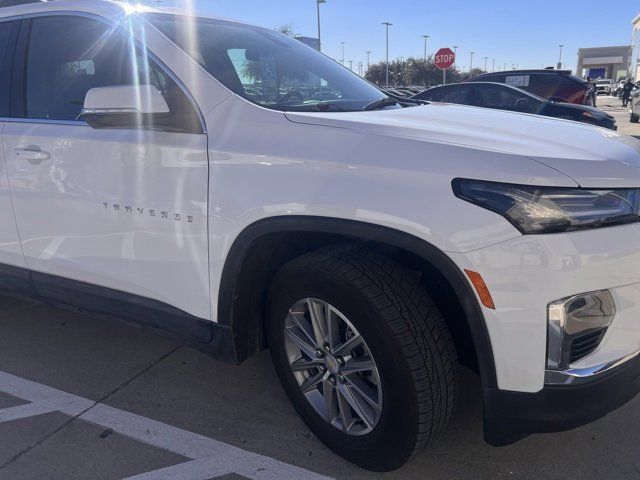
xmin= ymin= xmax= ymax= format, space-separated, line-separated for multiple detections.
xmin=285 ymin=103 xmax=640 ymax=188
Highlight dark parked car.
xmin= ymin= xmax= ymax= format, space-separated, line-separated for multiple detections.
xmin=413 ymin=82 xmax=617 ymax=130
xmin=468 ymin=69 xmax=591 ymax=105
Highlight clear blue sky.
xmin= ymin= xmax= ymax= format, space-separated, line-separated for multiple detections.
xmin=142 ymin=0 xmax=639 ymax=73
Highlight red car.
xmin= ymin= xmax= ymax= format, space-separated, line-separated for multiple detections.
xmin=468 ymin=69 xmax=591 ymax=105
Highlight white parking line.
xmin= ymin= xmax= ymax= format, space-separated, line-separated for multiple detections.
xmin=0 ymin=402 xmax=57 ymax=423
xmin=0 ymin=370 xmax=333 ymax=480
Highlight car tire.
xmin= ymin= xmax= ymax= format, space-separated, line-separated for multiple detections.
xmin=267 ymin=246 xmax=459 ymax=471
xmin=631 ymin=114 xmax=639 ymax=123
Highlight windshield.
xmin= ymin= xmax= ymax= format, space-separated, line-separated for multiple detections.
xmin=147 ymin=14 xmax=388 ymax=112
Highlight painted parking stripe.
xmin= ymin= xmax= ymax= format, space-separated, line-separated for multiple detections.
xmin=0 ymin=370 xmax=333 ymax=480
xmin=0 ymin=402 xmax=58 ymax=423
xmin=122 ymin=459 xmax=231 ymax=480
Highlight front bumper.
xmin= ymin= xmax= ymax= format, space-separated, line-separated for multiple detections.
xmin=483 ymin=353 xmax=640 ymax=445
xmin=450 ymin=223 xmax=640 ymax=393
xmin=449 ymin=222 xmax=640 ymax=444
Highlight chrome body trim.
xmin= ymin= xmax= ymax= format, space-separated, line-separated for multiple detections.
xmin=545 ymin=351 xmax=640 ymax=385
xmin=0 ymin=117 xmax=86 ymax=126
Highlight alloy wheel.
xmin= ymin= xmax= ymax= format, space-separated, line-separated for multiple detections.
xmin=283 ymin=298 xmax=383 ymax=435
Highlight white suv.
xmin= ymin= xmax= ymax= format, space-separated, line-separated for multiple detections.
xmin=596 ymin=79 xmax=614 ymax=95
xmin=1 ymin=0 xmax=640 ymax=472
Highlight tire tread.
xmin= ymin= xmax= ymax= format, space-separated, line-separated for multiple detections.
xmin=286 ymin=245 xmax=459 ymax=459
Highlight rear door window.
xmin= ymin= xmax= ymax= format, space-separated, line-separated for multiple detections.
xmin=505 ymin=75 xmax=530 ymax=88
xmin=476 ymin=73 xmax=506 ymax=84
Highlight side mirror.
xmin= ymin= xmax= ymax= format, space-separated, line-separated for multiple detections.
xmin=80 ymin=85 xmax=170 ymax=130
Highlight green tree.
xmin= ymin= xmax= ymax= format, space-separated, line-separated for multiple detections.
xmin=365 ymin=57 xmax=472 ymax=87
xmin=276 ymin=24 xmax=298 ymax=36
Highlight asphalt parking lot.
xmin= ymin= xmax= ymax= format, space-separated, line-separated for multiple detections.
xmin=0 ymin=293 xmax=639 ymax=480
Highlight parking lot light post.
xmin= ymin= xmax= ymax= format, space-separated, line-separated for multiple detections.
xmin=484 ymin=56 xmax=488 ymax=72
xmin=341 ymin=41 xmax=345 ymax=64
xmin=470 ymin=51 xmax=474 ymax=76
xmin=558 ymin=44 xmax=564 ymax=69
xmin=383 ymin=22 xmax=392 ymax=87
xmin=366 ymin=50 xmax=371 ymax=70
xmin=453 ymin=46 xmax=458 ymax=66
xmin=492 ymin=57 xmax=495 ymax=72
xmin=316 ymin=0 xmax=326 ymax=53
xmin=422 ymin=35 xmax=430 ymax=61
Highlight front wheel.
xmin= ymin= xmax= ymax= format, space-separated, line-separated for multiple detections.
xmin=267 ymin=246 xmax=459 ymax=471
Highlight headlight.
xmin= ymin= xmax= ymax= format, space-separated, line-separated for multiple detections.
xmin=452 ymin=178 xmax=640 ymax=234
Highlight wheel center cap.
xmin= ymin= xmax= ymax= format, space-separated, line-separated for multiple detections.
xmin=324 ymin=355 xmax=340 ymax=374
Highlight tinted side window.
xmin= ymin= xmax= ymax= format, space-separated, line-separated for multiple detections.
xmin=27 ymin=16 xmax=133 ymax=121
xmin=424 ymin=86 xmax=468 ymax=104
xmin=0 ymin=20 xmax=20 ymax=117
xmin=25 ymin=15 xmax=201 ymax=132
xmin=471 ymin=85 xmax=526 ymax=108
xmin=476 ymin=73 xmax=505 ymax=83
xmin=417 ymin=87 xmax=449 ymax=101
xmin=529 ymin=74 xmax=563 ymax=98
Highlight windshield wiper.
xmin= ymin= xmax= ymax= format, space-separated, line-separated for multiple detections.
xmin=281 ymin=102 xmax=349 ymax=112
xmin=364 ymin=97 xmax=400 ymax=111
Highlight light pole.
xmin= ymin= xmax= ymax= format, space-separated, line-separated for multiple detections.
xmin=316 ymin=0 xmax=326 ymax=52
xmin=484 ymin=56 xmax=488 ymax=72
xmin=341 ymin=41 xmax=345 ymax=64
xmin=453 ymin=46 xmax=458 ymax=67
xmin=492 ymin=58 xmax=495 ymax=72
xmin=382 ymin=22 xmax=392 ymax=87
xmin=422 ymin=35 xmax=430 ymax=61
xmin=348 ymin=60 xmax=353 ymax=71
xmin=558 ymin=44 xmax=564 ymax=69
xmin=366 ymin=50 xmax=372 ymax=70
xmin=470 ymin=51 xmax=474 ymax=74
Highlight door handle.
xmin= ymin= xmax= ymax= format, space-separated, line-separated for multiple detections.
xmin=14 ymin=147 xmax=51 ymax=164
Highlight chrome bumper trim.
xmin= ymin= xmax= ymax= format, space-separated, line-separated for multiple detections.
xmin=545 ymin=351 xmax=640 ymax=385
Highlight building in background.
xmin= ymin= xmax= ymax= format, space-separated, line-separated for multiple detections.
xmin=294 ymin=36 xmax=320 ymax=51
xmin=631 ymin=14 xmax=640 ymax=80
xmin=576 ymin=45 xmax=631 ymax=80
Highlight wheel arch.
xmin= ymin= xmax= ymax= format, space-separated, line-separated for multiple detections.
xmin=217 ymin=216 xmax=498 ymax=388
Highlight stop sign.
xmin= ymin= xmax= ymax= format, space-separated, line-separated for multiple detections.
xmin=434 ymin=48 xmax=455 ymax=70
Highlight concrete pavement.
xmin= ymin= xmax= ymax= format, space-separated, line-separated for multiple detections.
xmin=0 ymin=295 xmax=639 ymax=480
xmin=595 ymin=94 xmax=640 ymax=137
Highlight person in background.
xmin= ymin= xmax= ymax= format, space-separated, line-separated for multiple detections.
xmin=622 ymin=78 xmax=635 ymax=107
xmin=585 ymin=77 xmax=597 ymax=107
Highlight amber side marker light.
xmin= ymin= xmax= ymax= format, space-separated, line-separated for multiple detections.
xmin=464 ymin=269 xmax=496 ymax=309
